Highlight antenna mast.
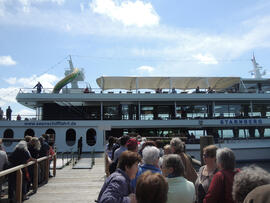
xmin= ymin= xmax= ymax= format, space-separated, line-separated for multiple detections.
xmin=250 ymin=53 xmax=266 ymax=79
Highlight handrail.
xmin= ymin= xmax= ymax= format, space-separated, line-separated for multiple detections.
xmin=0 ymin=154 xmax=57 ymax=203
xmin=16 ymin=86 xmax=270 ymax=94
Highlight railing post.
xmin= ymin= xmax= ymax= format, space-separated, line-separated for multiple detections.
xmin=16 ymin=169 xmax=23 ymax=203
xmin=33 ymin=161 xmax=39 ymax=192
xmin=53 ymin=154 xmax=56 ymax=177
xmin=45 ymin=157 xmax=49 ymax=183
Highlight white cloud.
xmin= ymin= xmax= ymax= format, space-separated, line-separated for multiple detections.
xmin=1 ymin=1 xmax=270 ymax=75
xmin=16 ymin=108 xmax=35 ymax=118
xmin=66 ymin=23 xmax=71 ymax=31
xmin=192 ymin=53 xmax=218 ymax=65
xmin=1 ymin=0 xmax=65 ymax=14
xmin=136 ymin=65 xmax=155 ymax=74
xmin=90 ymin=0 xmax=159 ymax=27
xmin=5 ymin=77 xmax=17 ymax=85
xmin=0 ymin=87 xmax=18 ymax=103
xmin=4 ymin=73 xmax=59 ymax=89
xmin=80 ymin=2 xmax=84 ymax=12
xmin=0 ymin=56 xmax=17 ymax=66
xmin=0 ymin=73 xmax=59 ymax=111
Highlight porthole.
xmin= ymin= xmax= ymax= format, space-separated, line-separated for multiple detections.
xmin=3 ymin=129 xmax=14 ymax=147
xmin=66 ymin=128 xmax=76 ymax=146
xmin=24 ymin=129 xmax=35 ymax=137
xmin=86 ymin=128 xmax=96 ymax=146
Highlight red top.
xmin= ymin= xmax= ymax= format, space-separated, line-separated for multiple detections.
xmin=203 ymin=168 xmax=240 ymax=203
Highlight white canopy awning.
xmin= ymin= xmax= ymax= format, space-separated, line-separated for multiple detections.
xmin=96 ymin=76 xmax=241 ymax=90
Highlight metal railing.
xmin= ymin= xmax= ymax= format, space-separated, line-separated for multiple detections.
xmin=0 ymin=154 xmax=56 ymax=203
xmin=17 ymin=87 xmax=270 ymax=95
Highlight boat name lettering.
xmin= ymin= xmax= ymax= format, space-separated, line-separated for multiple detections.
xmin=24 ymin=121 xmax=77 ymax=126
xmin=220 ymin=119 xmax=262 ymax=125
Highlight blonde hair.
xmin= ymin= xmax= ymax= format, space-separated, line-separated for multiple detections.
xmin=203 ymin=145 xmax=218 ymax=158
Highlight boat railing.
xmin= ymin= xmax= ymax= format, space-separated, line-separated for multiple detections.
xmin=59 ymin=151 xmax=74 ymax=168
xmin=0 ymin=154 xmax=56 ymax=203
xmin=18 ymin=87 xmax=270 ymax=95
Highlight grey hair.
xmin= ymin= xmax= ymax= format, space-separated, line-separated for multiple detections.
xmin=232 ymin=165 xmax=270 ymax=203
xmin=15 ymin=140 xmax=28 ymax=151
xmin=216 ymin=147 xmax=235 ymax=170
xmin=30 ymin=137 xmax=41 ymax=150
xmin=162 ymin=154 xmax=185 ymax=177
xmin=142 ymin=146 xmax=160 ymax=165
xmin=170 ymin=138 xmax=184 ymax=153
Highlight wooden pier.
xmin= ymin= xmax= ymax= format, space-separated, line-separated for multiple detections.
xmin=24 ymin=154 xmax=105 ymax=203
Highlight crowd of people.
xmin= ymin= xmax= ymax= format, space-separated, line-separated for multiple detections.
xmin=101 ymin=135 xmax=270 ymax=203
xmin=0 ymin=134 xmax=55 ymax=202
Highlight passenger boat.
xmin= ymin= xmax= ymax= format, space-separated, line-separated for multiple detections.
xmin=1 ymin=55 xmax=270 ymax=162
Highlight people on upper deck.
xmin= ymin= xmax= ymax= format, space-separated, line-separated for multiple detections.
xmin=196 ymin=86 xmax=200 ymax=93
xmin=172 ymin=87 xmax=177 ymax=94
xmin=203 ymin=147 xmax=240 ymax=203
xmin=207 ymin=86 xmax=213 ymax=93
xmin=195 ymin=145 xmax=218 ymax=203
xmin=232 ymin=165 xmax=270 ymax=203
xmin=6 ymin=106 xmax=12 ymax=120
xmin=17 ymin=114 xmax=21 ymax=120
xmin=34 ymin=82 xmax=43 ymax=93
xmin=0 ymin=107 xmax=3 ymax=120
xmin=83 ymin=87 xmax=90 ymax=93
xmin=136 ymin=171 xmax=168 ymax=203
xmin=97 ymin=151 xmax=141 ymax=203
xmin=162 ymin=154 xmax=195 ymax=203
xmin=170 ymin=137 xmax=198 ymax=184
xmin=156 ymin=88 xmax=162 ymax=93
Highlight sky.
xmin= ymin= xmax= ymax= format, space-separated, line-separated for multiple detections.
xmin=1 ymin=0 xmax=270 ymax=118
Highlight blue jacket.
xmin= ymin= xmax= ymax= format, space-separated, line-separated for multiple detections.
xmin=98 ymin=168 xmax=133 ymax=203
xmin=131 ymin=164 xmax=162 ymax=190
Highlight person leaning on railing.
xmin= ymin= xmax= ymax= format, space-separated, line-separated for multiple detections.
xmin=0 ymin=139 xmax=8 ymax=197
xmin=8 ymin=141 xmax=36 ymax=201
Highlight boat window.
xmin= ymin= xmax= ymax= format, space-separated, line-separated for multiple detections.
xmin=45 ymin=128 xmax=56 ymax=145
xmin=3 ymin=129 xmax=14 ymax=147
xmin=86 ymin=128 xmax=96 ymax=146
xmin=253 ymin=103 xmax=269 ymax=118
xmin=66 ymin=128 xmax=76 ymax=146
xmin=24 ymin=129 xmax=35 ymax=137
xmin=264 ymin=128 xmax=270 ymax=137
xmin=103 ymin=105 xmax=120 ymax=120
